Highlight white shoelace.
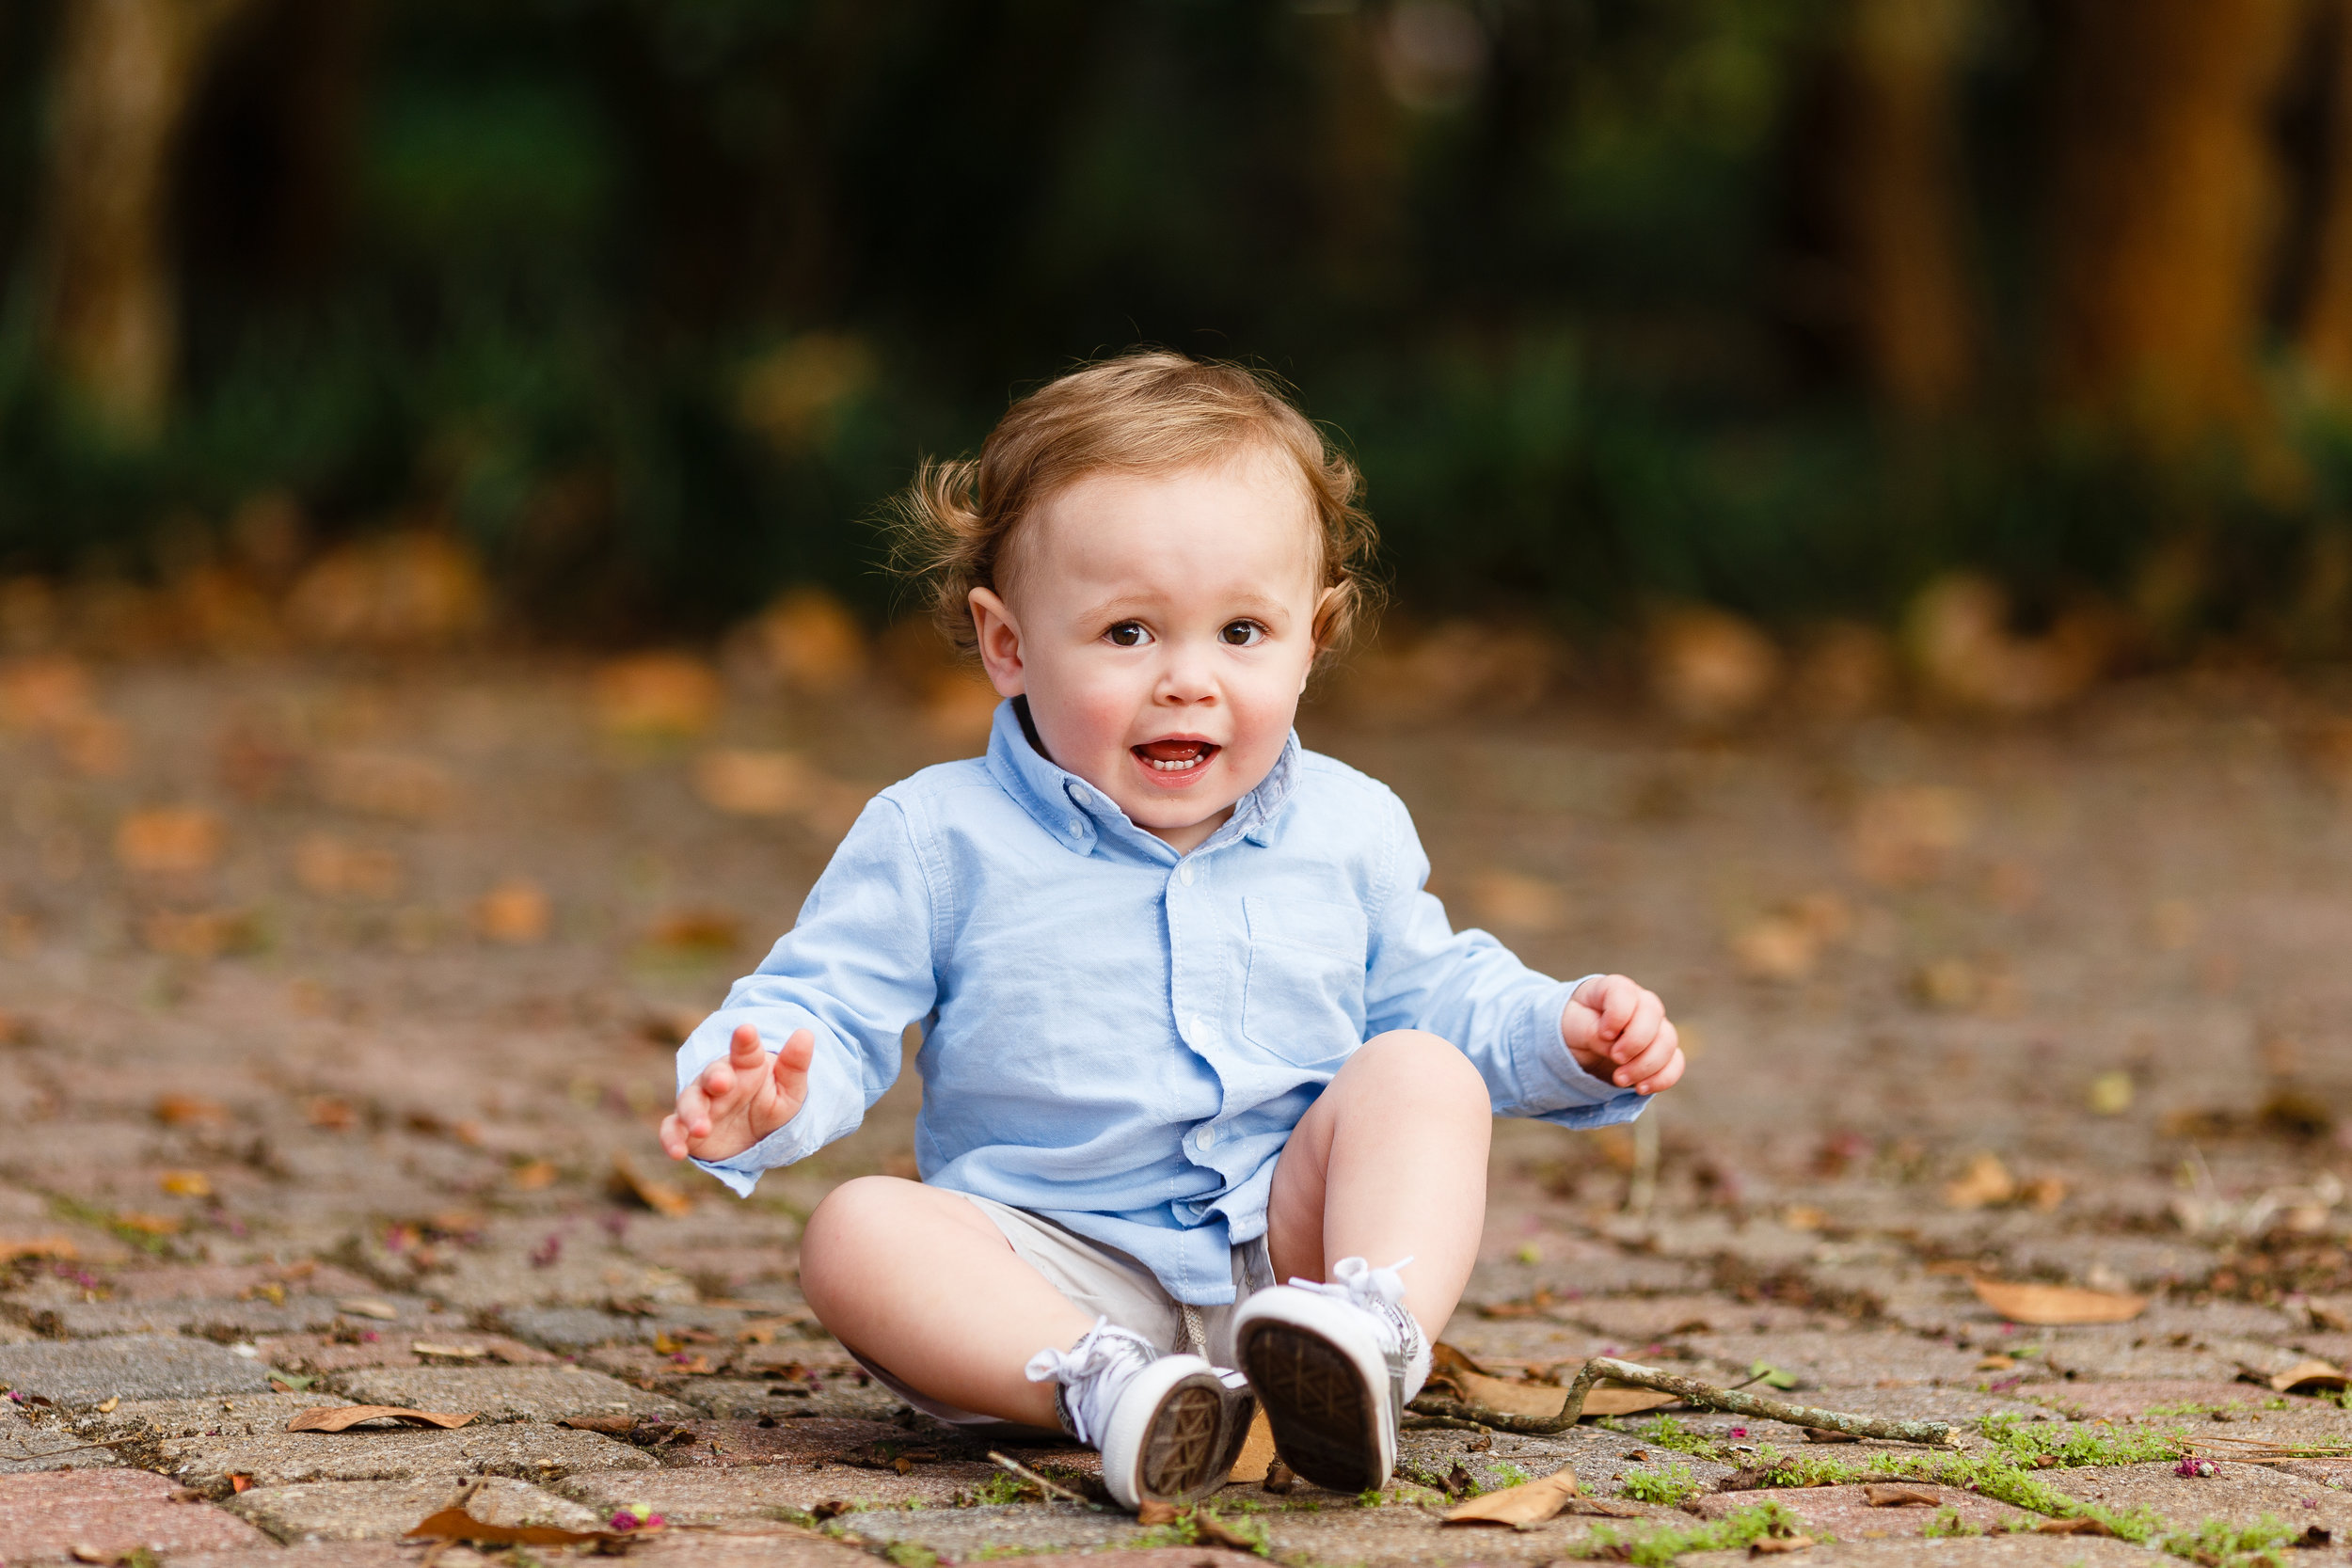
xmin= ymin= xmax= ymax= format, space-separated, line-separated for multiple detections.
xmin=1024 ymin=1316 xmax=1158 ymax=1448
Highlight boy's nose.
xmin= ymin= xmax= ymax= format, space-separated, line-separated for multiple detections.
xmin=1154 ymin=651 xmax=1218 ymax=704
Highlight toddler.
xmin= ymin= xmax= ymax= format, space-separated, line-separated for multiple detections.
xmin=662 ymin=353 xmax=1684 ymax=1508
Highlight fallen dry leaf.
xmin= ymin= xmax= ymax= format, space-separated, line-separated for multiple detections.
xmin=154 ymin=1093 xmax=229 ymax=1127
xmin=411 ymin=1343 xmax=491 ymax=1361
xmin=289 ymin=1405 xmax=476 ymax=1433
xmin=1969 ymin=1276 xmax=2147 ymax=1326
xmin=1801 ymin=1428 xmax=1860 ymax=1443
xmin=139 ymin=909 xmax=264 ymax=959
xmin=743 ymin=587 xmax=868 ymax=692
xmin=1440 ymin=1463 xmax=1581 ymax=1526
xmin=1427 ymin=1343 xmax=1677 ymax=1420
xmin=508 ymin=1159 xmax=558 ymax=1191
xmin=285 ymin=532 xmax=489 ymax=650
xmin=1648 ymin=605 xmax=1780 ymax=725
xmin=1904 ymin=573 xmax=2111 ymax=716
xmin=1749 ymin=1536 xmax=1816 ymax=1555
xmin=610 ymin=1153 xmax=693 ymax=1217
xmin=115 ymin=807 xmax=223 ymax=874
xmin=472 ymin=879 xmax=550 ymax=944
xmin=644 ymin=908 xmax=742 ymax=955
xmin=1733 ymin=916 xmax=1817 ymax=982
xmin=1943 ymin=1151 xmax=2015 ymax=1210
xmin=595 ymin=654 xmax=722 ymax=739
xmin=2034 ymin=1516 xmax=2115 ymax=1537
xmin=693 ymin=748 xmax=817 ymax=816
xmin=1852 ymin=785 xmax=1972 ymax=885
xmin=158 ymin=1170 xmax=213 ymax=1199
xmin=113 ymin=1212 xmax=179 ymax=1237
xmin=294 ymin=834 xmax=405 ymax=899
xmin=2261 ymin=1358 xmax=2348 ymax=1394
xmin=92 ymin=1397 xmax=118 ymax=1415
xmin=405 ymin=1506 xmax=620 ymax=1547
xmin=1863 ymin=1484 xmax=1940 ymax=1507
xmin=558 ymin=1416 xmax=639 ymax=1435
xmin=1191 ymin=1509 xmax=1259 ymax=1550
xmin=1135 ymin=1499 xmax=1180 ymax=1527
xmin=316 ymin=750 xmax=452 ymax=821
xmin=1227 ymin=1408 xmax=1277 ymax=1483
xmin=336 ymin=1297 xmax=400 ymax=1320
xmin=0 ymin=1235 xmax=77 ymax=1263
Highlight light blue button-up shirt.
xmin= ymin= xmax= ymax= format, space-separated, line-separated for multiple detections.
xmin=680 ymin=698 xmax=1644 ymax=1305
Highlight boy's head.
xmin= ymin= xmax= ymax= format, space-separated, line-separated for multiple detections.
xmin=893 ymin=353 xmax=1380 ymax=851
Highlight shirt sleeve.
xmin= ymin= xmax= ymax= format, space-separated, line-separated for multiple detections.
xmin=1361 ymin=792 xmax=1644 ymax=1130
xmin=677 ymin=793 xmax=941 ymax=1194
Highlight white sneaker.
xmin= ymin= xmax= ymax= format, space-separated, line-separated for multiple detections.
xmin=1025 ymin=1318 xmax=1257 ymax=1511
xmin=1232 ymin=1257 xmax=1429 ymax=1494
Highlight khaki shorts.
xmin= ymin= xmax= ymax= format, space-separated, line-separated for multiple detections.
xmin=854 ymin=1192 xmax=1276 ymax=1432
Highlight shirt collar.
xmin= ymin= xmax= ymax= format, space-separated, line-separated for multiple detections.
xmin=983 ymin=697 xmax=1300 ymax=858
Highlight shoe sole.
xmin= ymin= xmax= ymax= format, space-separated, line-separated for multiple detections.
xmin=1138 ymin=1378 xmax=1231 ymax=1502
xmin=1238 ymin=1318 xmax=1383 ymax=1494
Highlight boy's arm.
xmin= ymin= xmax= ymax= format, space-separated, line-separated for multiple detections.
xmin=676 ymin=794 xmax=941 ymax=1192
xmin=1360 ymin=794 xmax=1643 ymax=1129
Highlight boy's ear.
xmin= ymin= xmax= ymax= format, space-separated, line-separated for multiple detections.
xmin=969 ymin=587 xmax=1026 ymax=697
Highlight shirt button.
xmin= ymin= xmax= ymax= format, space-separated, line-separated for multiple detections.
xmin=1068 ymin=821 xmax=1083 ymax=836
xmin=1199 ymin=1125 xmax=1218 ymax=1149
xmin=1178 ymin=863 xmax=1195 ymax=885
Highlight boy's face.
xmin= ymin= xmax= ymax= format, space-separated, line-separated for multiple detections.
xmin=968 ymin=450 xmax=1325 ymax=855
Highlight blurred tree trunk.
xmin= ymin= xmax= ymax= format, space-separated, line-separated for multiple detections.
xmin=40 ymin=0 xmax=253 ymax=442
xmin=2297 ymin=0 xmax=2352 ymax=400
xmin=1831 ymin=0 xmax=1978 ymax=416
xmin=2044 ymin=0 xmax=2301 ymax=445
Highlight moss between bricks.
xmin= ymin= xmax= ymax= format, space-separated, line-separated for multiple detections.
xmin=1593 ymin=1412 xmax=2315 ymax=1568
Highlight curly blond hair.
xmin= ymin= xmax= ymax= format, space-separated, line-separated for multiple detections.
xmin=887 ymin=352 xmax=1381 ymax=660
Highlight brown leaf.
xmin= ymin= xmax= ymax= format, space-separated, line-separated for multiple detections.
xmin=1942 ymin=1151 xmax=2015 ymax=1210
xmin=1192 ymin=1510 xmax=1258 ymax=1550
xmin=472 ymin=879 xmax=550 ymax=944
xmin=2264 ymin=1358 xmax=2348 ymax=1394
xmin=0 ymin=1234 xmax=78 ymax=1263
xmin=154 ymin=1094 xmax=229 ymax=1127
xmin=610 ymin=1153 xmax=694 ymax=1217
xmin=1428 ymin=1344 xmax=1676 ymax=1420
xmin=1969 ymin=1276 xmax=2148 ymax=1325
xmin=1440 ymin=1464 xmax=1580 ymax=1526
xmin=288 ymin=1405 xmax=476 ymax=1432
xmin=557 ymin=1416 xmax=638 ymax=1435
xmin=404 ymin=1506 xmax=620 ymax=1547
xmin=1136 ymin=1499 xmax=1180 ymax=1527
xmin=159 ymin=1170 xmax=213 ymax=1198
xmin=1566 ymin=1498 xmax=1653 ymax=1518
xmin=115 ymin=807 xmax=223 ymax=874
xmin=595 ymin=654 xmax=722 ymax=739
xmin=1863 ymin=1485 xmax=1940 ymax=1507
xmin=1226 ymin=1408 xmax=1277 ymax=1484
xmin=1749 ymin=1536 xmax=1816 ymax=1555
xmin=2034 ymin=1517 xmax=2115 ymax=1537
xmin=1802 ymin=1428 xmax=1860 ymax=1443
xmin=336 ymin=1297 xmax=400 ymax=1321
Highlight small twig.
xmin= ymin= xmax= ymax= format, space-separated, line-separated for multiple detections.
xmin=1401 ymin=1414 xmax=1492 ymax=1432
xmin=0 ymin=1438 xmax=119 ymax=1461
xmin=986 ymin=1449 xmax=1103 ymax=1509
xmin=1407 ymin=1355 xmax=1952 ymax=1447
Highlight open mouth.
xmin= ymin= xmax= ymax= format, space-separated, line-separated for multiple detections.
xmin=1133 ymin=737 xmax=1220 ymax=773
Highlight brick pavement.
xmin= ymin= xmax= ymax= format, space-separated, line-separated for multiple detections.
xmin=4 ymin=657 xmax=2352 ymax=1562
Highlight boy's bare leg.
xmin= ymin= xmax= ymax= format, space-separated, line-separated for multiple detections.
xmin=799 ymin=1177 xmax=1094 ymax=1428
xmin=1263 ymin=1029 xmax=1492 ymax=1343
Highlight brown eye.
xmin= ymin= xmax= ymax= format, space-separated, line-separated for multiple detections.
xmin=1220 ymin=621 xmax=1265 ymax=647
xmin=1106 ymin=622 xmax=1149 ymax=647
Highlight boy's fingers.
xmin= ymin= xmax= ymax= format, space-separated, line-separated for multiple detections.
xmin=699 ymin=1060 xmax=739 ymax=1103
xmin=1597 ymin=976 xmax=1639 ymax=1040
xmin=773 ymin=1028 xmax=815 ymax=1091
xmin=1636 ymin=1046 xmax=1687 ymax=1095
xmin=729 ymin=1023 xmax=766 ymax=1068
xmin=1612 ymin=990 xmax=1665 ymax=1062
xmin=659 ymin=1113 xmax=688 ymax=1160
xmin=1623 ymin=1023 xmax=1683 ymax=1090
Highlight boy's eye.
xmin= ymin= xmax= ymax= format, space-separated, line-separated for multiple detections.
xmin=1219 ymin=621 xmax=1266 ymax=647
xmin=1105 ymin=621 xmax=1151 ymax=648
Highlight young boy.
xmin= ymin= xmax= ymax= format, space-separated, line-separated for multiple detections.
xmin=662 ymin=353 xmax=1684 ymax=1507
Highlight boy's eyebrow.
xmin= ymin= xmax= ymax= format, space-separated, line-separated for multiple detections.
xmin=1075 ymin=592 xmax=1295 ymax=623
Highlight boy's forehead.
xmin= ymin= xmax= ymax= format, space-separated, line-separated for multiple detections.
xmin=1019 ymin=454 xmax=1319 ymax=591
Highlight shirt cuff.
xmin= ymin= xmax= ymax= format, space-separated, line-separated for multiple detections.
xmin=691 ymin=1117 xmax=826 ymax=1196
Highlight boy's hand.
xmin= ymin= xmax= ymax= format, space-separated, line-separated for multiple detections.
xmin=1563 ymin=975 xmax=1684 ymax=1096
xmin=660 ymin=1024 xmax=816 ymax=1164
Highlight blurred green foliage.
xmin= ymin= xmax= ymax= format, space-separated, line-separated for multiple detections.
xmin=0 ymin=0 xmax=2343 ymax=647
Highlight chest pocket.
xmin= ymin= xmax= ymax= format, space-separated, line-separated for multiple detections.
xmin=1241 ymin=895 xmax=1369 ymax=1068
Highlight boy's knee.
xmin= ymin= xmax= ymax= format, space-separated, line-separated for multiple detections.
xmin=1355 ymin=1029 xmax=1489 ymax=1114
